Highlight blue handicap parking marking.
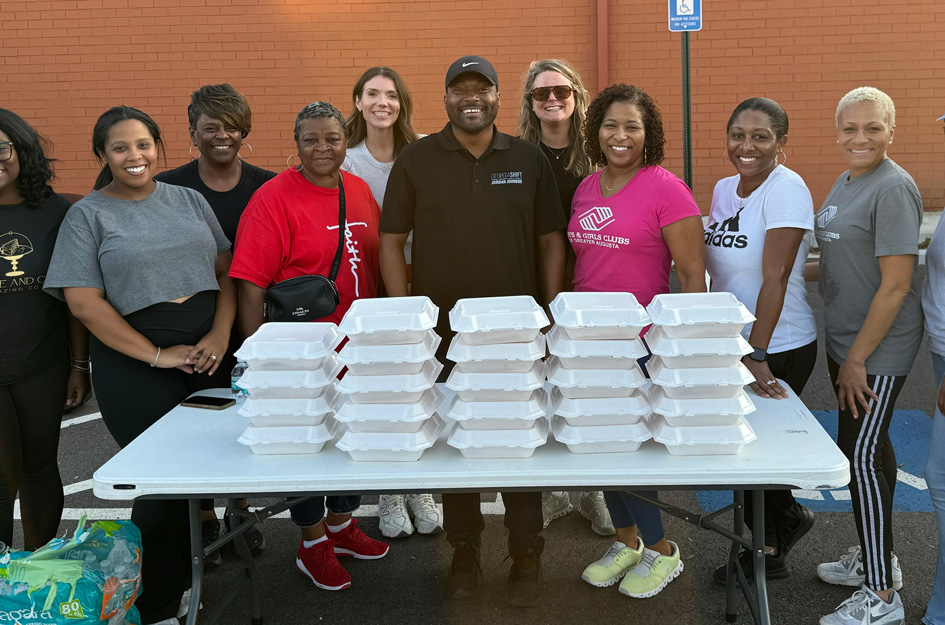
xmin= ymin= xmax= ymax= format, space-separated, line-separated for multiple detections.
xmin=695 ymin=410 xmax=933 ymax=513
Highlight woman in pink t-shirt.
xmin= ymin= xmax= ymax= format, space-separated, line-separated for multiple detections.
xmin=572 ymin=84 xmax=705 ymax=600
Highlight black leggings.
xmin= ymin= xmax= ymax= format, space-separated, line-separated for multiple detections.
xmin=828 ymin=354 xmax=905 ymax=592
xmin=744 ymin=340 xmax=818 ymax=549
xmin=91 ymin=291 xmax=220 ymax=623
xmin=0 ymin=357 xmax=69 ymax=550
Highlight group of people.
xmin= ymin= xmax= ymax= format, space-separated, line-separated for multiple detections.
xmin=0 ymin=52 xmax=942 ymax=625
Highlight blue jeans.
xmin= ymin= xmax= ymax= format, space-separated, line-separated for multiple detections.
xmin=924 ymin=352 xmax=945 ymax=625
xmin=289 ymin=495 xmax=361 ymax=528
xmin=603 ymin=490 xmax=665 ymax=545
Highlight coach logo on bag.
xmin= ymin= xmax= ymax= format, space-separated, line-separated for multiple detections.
xmin=291 ymin=306 xmax=310 ymax=318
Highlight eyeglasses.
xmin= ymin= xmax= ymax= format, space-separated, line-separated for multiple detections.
xmin=531 ymin=86 xmax=573 ymax=102
xmin=0 ymin=142 xmax=12 ymax=162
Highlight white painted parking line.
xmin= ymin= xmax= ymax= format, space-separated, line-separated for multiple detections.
xmin=897 ymin=468 xmax=928 ymax=490
xmin=792 ymin=489 xmax=825 ymax=500
xmin=831 ymin=490 xmax=852 ymax=501
xmin=61 ymin=412 xmax=102 ymax=429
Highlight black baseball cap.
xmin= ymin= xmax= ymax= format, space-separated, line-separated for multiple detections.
xmin=445 ymin=56 xmax=499 ymax=90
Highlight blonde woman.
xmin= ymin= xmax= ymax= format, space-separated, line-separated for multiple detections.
xmin=519 ymin=59 xmax=611 ymax=537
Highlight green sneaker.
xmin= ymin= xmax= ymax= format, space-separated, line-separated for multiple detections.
xmin=619 ymin=541 xmax=684 ymax=598
xmin=581 ymin=539 xmax=644 ymax=587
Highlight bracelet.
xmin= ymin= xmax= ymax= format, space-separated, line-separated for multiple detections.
xmin=71 ymin=363 xmax=91 ymax=373
xmin=150 ymin=347 xmax=161 ymax=367
xmin=71 ymin=358 xmax=90 ymax=364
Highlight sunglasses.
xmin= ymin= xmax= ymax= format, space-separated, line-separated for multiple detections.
xmin=531 ymin=85 xmax=573 ymax=102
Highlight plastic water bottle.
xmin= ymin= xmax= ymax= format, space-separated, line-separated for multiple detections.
xmin=231 ymin=360 xmax=249 ymax=402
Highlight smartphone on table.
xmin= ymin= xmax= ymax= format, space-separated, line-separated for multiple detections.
xmin=180 ymin=395 xmax=236 ymax=410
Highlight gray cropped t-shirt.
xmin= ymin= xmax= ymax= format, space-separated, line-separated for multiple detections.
xmin=44 ymin=182 xmax=230 ymax=316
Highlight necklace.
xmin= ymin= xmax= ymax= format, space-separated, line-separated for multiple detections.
xmin=543 ymin=143 xmax=568 ymax=160
xmin=601 ymin=167 xmax=640 ymax=192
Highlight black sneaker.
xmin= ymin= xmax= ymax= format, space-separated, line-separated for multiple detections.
xmin=779 ymin=505 xmax=814 ymax=555
xmin=224 ymin=507 xmax=267 ymax=553
xmin=201 ymin=519 xmax=223 ymax=568
xmin=507 ymin=547 xmax=543 ymax=607
xmin=446 ymin=541 xmax=481 ymax=600
xmin=713 ymin=549 xmax=788 ymax=586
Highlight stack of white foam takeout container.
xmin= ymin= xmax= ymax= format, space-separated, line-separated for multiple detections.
xmin=234 ymin=323 xmax=344 ymax=455
xmin=545 ymin=292 xmax=653 ymax=454
xmin=333 ymin=297 xmax=445 ymax=461
xmin=445 ymin=296 xmax=550 ymax=459
xmin=644 ymin=292 xmax=759 ymax=455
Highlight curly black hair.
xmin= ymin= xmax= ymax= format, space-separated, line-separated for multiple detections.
xmin=583 ymin=84 xmax=665 ymax=167
xmin=0 ymin=109 xmax=55 ymax=209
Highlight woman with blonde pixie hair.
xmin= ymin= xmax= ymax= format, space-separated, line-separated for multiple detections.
xmin=519 ymin=59 xmax=611 ymax=537
xmin=813 ymin=87 xmax=923 ymax=625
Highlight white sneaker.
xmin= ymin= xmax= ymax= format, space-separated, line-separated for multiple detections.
xmin=819 ymin=588 xmax=904 ymax=625
xmin=817 ymin=546 xmax=903 ymax=591
xmin=405 ymin=493 xmax=443 ymax=535
xmin=377 ymin=494 xmax=413 ymax=538
xmin=176 ymin=588 xmax=203 ymax=619
xmin=577 ymin=491 xmax=616 ymax=536
xmin=541 ymin=491 xmax=572 ymax=528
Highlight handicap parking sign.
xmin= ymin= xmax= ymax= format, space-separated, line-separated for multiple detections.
xmin=669 ymin=0 xmax=702 ymax=31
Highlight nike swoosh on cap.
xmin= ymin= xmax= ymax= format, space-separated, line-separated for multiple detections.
xmin=462 ymin=62 xmax=480 ymax=67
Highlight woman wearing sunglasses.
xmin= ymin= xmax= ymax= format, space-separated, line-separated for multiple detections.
xmin=518 ymin=59 xmax=613 ymax=537
xmin=0 ymin=109 xmax=89 ymax=552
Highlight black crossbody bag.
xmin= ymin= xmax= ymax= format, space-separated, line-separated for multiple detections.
xmin=264 ymin=178 xmax=346 ymax=322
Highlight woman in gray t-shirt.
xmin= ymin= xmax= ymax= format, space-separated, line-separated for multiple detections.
xmin=812 ymin=87 xmax=922 ymax=625
xmin=341 ymin=67 xmax=444 ymax=541
xmin=44 ymin=106 xmax=235 ymax=625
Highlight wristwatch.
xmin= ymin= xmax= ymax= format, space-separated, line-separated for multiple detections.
xmin=748 ymin=347 xmax=768 ymax=362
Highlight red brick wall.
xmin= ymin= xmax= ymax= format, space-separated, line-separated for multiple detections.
xmin=3 ymin=0 xmax=944 ymax=212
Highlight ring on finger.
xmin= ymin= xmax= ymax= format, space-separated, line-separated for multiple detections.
xmin=766 ymin=380 xmax=776 ymax=385
xmin=210 ymin=354 xmax=217 ymax=361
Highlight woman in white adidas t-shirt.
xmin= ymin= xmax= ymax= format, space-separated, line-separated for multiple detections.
xmin=705 ymin=97 xmax=817 ymax=585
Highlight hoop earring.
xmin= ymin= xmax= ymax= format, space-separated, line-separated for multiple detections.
xmin=188 ymin=144 xmax=198 ymax=160
xmin=286 ymin=154 xmax=300 ymax=169
xmin=238 ymin=143 xmax=254 ymax=160
xmin=776 ymin=150 xmax=787 ymax=166
xmin=643 ymin=144 xmax=647 ymax=164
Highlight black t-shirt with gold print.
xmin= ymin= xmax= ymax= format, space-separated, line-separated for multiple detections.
xmin=0 ymin=193 xmax=71 ymax=383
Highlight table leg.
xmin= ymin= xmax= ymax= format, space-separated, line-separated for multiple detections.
xmin=228 ymin=499 xmax=264 ymax=625
xmin=751 ymin=490 xmax=771 ymax=625
xmin=725 ymin=490 xmax=744 ymax=622
xmin=186 ymin=500 xmax=204 ymax=625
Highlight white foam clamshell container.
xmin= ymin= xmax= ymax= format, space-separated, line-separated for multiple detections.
xmin=546 ymin=356 xmax=646 ymax=398
xmin=447 ymin=333 xmax=545 ymax=373
xmin=339 ymin=296 xmax=439 ymax=345
xmin=237 ymin=360 xmax=343 ymax=399
xmin=445 ymin=360 xmax=545 ymax=401
xmin=234 ymin=322 xmax=344 ymax=370
xmin=238 ymin=387 xmax=343 ymax=427
xmin=644 ymin=326 xmax=752 ymax=368
xmin=551 ymin=416 xmax=652 ymax=454
xmin=648 ymin=385 xmax=755 ymax=426
xmin=646 ymin=413 xmax=757 ymax=456
xmin=335 ymin=414 xmax=445 ymax=461
xmin=337 ymin=331 xmax=442 ymax=375
xmin=447 ymin=419 xmax=549 ymax=459
xmin=336 ymin=359 xmax=443 ymax=403
xmin=549 ymin=292 xmax=651 ymax=339
xmin=238 ymin=420 xmax=336 ymax=455
xmin=646 ymin=292 xmax=755 ymax=338
xmin=550 ymin=387 xmax=649 ymax=426
xmin=449 ymin=296 xmax=549 ymax=345
xmin=333 ymin=386 xmax=444 ymax=433
xmin=546 ymin=326 xmax=647 ymax=369
xmin=648 ymin=356 xmax=754 ymax=399
xmin=447 ymin=389 xmax=547 ymax=430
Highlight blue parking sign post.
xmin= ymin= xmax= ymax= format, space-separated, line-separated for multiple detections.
xmin=669 ymin=0 xmax=701 ymax=189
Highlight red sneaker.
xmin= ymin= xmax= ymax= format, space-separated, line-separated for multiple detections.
xmin=296 ymin=540 xmax=351 ymax=591
xmin=326 ymin=519 xmax=390 ymax=560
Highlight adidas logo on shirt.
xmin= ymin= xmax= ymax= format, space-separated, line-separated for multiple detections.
xmin=705 ymin=205 xmax=748 ymax=249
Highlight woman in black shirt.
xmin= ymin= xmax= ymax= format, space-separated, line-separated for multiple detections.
xmin=0 ymin=109 xmax=89 ymax=550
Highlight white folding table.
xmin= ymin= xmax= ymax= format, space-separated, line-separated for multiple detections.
xmin=93 ymin=384 xmax=849 ymax=625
